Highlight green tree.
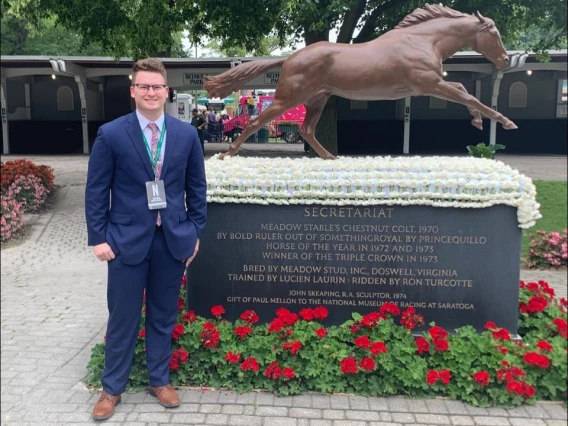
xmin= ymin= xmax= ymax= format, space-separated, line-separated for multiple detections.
xmin=204 ymin=35 xmax=295 ymax=58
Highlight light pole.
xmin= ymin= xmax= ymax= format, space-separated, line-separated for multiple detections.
xmin=489 ymin=53 xmax=528 ymax=146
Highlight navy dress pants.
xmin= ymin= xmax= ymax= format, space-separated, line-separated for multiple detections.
xmin=101 ymin=227 xmax=185 ymax=395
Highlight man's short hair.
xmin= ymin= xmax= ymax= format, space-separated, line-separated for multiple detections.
xmin=192 ymin=108 xmax=198 ymax=113
xmin=132 ymin=58 xmax=167 ymax=84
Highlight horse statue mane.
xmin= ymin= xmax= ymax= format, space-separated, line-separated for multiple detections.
xmin=205 ymin=3 xmax=515 ymax=160
xmin=395 ymin=3 xmax=495 ymax=32
xmin=395 ymin=3 xmax=468 ymax=29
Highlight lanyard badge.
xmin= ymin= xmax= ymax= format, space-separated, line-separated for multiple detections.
xmin=143 ymin=121 xmax=167 ymax=209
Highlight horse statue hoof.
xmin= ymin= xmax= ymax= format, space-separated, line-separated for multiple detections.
xmin=503 ymin=121 xmax=518 ymax=130
xmin=471 ymin=119 xmax=483 ymax=130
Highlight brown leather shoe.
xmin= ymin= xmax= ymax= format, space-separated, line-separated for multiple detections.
xmin=92 ymin=391 xmax=121 ymax=421
xmin=148 ymin=384 xmax=180 ymax=408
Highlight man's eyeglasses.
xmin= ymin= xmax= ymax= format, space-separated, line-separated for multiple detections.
xmin=133 ymin=84 xmax=167 ymax=94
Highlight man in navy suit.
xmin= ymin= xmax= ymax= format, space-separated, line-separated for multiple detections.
xmin=85 ymin=58 xmax=206 ymax=421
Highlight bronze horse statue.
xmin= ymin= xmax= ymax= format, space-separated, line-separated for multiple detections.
xmin=204 ymin=3 xmax=516 ymax=160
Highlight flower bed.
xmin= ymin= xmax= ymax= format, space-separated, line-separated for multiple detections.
xmin=1 ymin=159 xmax=54 ymax=242
xmin=1 ymin=193 xmax=24 ymax=242
xmin=205 ymin=156 xmax=541 ymax=228
xmin=7 ymin=174 xmax=50 ymax=213
xmin=86 ymin=279 xmax=567 ymax=407
xmin=1 ymin=159 xmax=55 ymax=192
xmin=525 ymin=230 xmax=568 ymax=269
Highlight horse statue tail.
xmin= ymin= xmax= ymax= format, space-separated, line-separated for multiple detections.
xmin=203 ymin=57 xmax=287 ymax=98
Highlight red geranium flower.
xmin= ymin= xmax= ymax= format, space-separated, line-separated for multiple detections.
xmin=282 ymin=341 xmax=302 ymax=355
xmin=472 ymin=371 xmax=490 ymax=386
xmin=241 ymin=357 xmax=259 ymax=372
xmin=484 ymin=321 xmax=497 ymax=330
xmin=172 ymin=324 xmax=185 ymax=340
xmin=492 ymin=328 xmax=511 ymax=341
xmin=283 ymin=367 xmax=295 ymax=379
xmin=523 ymin=383 xmax=536 ymax=398
xmin=520 ymin=295 xmax=549 ymax=314
xmin=180 ymin=274 xmax=187 ymax=287
xmin=224 ymin=351 xmax=241 ymax=363
xmin=138 ymin=328 xmax=146 ymax=338
xmin=433 ymin=338 xmax=450 ymax=352
xmin=276 ymin=308 xmax=299 ymax=326
xmin=552 ymin=318 xmax=568 ymax=338
xmin=496 ymin=346 xmax=508 ymax=354
xmin=536 ymin=340 xmax=553 ymax=352
xmin=497 ymin=366 xmax=526 ymax=382
xmin=438 ymin=370 xmax=452 ymax=385
xmin=268 ymin=318 xmax=285 ymax=333
xmin=426 ymin=369 xmax=451 ymax=385
xmin=169 ymin=355 xmax=180 ymax=371
xmin=313 ymin=306 xmax=329 ymax=320
xmin=506 ymin=380 xmax=524 ymax=395
xmin=370 ymin=341 xmax=388 ymax=355
xmin=264 ymin=361 xmax=282 ymax=380
xmin=299 ymin=308 xmax=314 ymax=321
xmin=400 ymin=307 xmax=424 ymax=329
xmin=201 ymin=322 xmax=220 ymax=347
xmin=354 ymin=336 xmax=371 ymax=348
xmin=340 ymin=357 xmax=358 ymax=374
xmin=523 ymin=352 xmax=551 ymax=369
xmin=428 ymin=325 xmax=449 ymax=340
xmin=315 ymin=328 xmax=327 ymax=338
xmin=426 ymin=370 xmax=439 ymax=384
xmin=234 ymin=325 xmax=253 ymax=339
xmin=169 ymin=348 xmax=189 ymax=371
xmin=361 ymin=312 xmax=381 ymax=328
xmin=173 ymin=347 xmax=189 ymax=363
xmin=415 ymin=337 xmax=430 ymax=354
xmin=178 ymin=297 xmax=185 ymax=311
xmin=359 ymin=357 xmax=376 ymax=371
xmin=379 ymin=302 xmax=400 ymax=316
xmin=240 ymin=310 xmax=259 ymax=324
xmin=211 ymin=305 xmax=225 ymax=317
xmin=184 ymin=310 xmax=197 ymax=323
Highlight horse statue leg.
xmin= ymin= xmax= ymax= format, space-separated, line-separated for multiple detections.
xmin=299 ymin=94 xmax=337 ymax=160
xmin=219 ymin=98 xmax=300 ymax=159
xmin=443 ymin=82 xmax=483 ymax=130
xmin=427 ymin=80 xmax=517 ymax=130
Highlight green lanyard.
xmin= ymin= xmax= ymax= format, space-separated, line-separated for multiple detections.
xmin=142 ymin=121 xmax=166 ymax=178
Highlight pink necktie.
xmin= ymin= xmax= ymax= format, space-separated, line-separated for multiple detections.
xmin=148 ymin=123 xmax=162 ymax=226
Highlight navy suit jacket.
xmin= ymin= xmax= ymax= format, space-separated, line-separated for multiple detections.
xmin=85 ymin=111 xmax=207 ymax=265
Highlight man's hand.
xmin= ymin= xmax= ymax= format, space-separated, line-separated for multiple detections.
xmin=93 ymin=243 xmax=115 ymax=262
xmin=184 ymin=239 xmax=200 ymax=267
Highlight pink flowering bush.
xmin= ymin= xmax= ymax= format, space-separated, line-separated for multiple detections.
xmin=525 ymin=230 xmax=567 ymax=269
xmin=6 ymin=174 xmax=50 ymax=213
xmin=1 ymin=193 xmax=24 ymax=242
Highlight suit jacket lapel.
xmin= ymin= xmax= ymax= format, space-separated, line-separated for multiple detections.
xmin=160 ymin=114 xmax=178 ymax=180
xmin=126 ymin=111 xmax=155 ymax=181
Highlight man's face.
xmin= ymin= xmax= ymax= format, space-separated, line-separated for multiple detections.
xmin=130 ymin=71 xmax=169 ymax=116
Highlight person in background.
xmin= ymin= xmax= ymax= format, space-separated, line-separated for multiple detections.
xmin=191 ymin=108 xmax=206 ymax=153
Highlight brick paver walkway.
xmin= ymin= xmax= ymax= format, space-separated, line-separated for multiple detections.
xmin=1 ymin=151 xmax=566 ymax=425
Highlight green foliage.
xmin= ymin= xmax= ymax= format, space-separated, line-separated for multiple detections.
xmin=86 ymin=279 xmax=568 ymax=406
xmin=3 ymin=0 xmax=565 ymax=58
xmin=466 ymin=143 xmax=506 ymax=159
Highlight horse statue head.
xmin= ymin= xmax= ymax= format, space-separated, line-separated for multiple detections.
xmin=471 ymin=11 xmax=509 ymax=70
